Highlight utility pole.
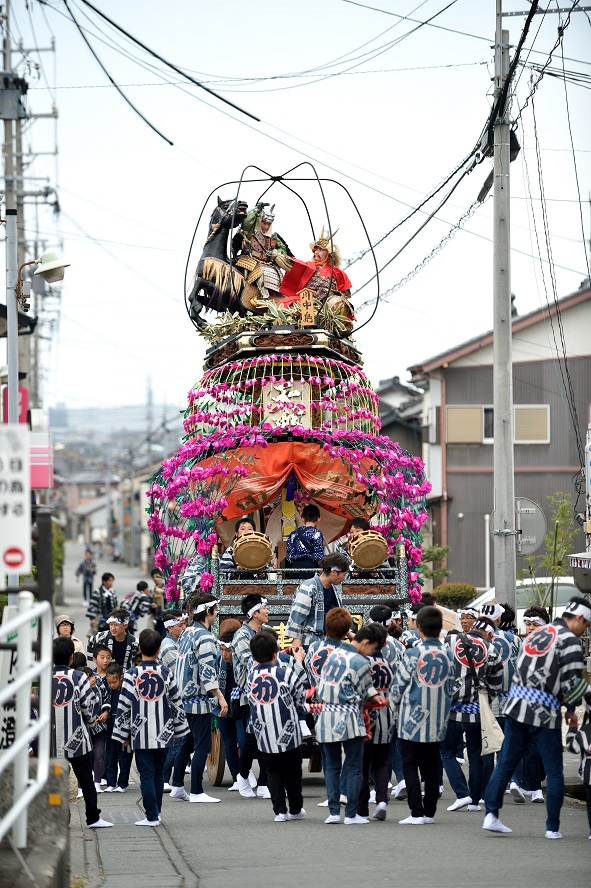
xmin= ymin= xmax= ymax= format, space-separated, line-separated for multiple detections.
xmin=492 ymin=0 xmax=517 ymax=612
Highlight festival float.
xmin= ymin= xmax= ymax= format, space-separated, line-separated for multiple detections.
xmin=146 ymin=168 xmax=431 ymax=779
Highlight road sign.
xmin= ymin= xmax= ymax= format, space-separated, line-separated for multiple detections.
xmin=515 ymin=497 xmax=546 ymax=556
xmin=0 ymin=425 xmax=32 ymax=578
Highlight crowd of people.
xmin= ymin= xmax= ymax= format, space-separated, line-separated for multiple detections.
xmin=52 ymin=558 xmax=591 ymax=839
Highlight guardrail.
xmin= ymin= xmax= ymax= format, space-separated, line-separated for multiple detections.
xmin=0 ymin=591 xmax=53 ymax=849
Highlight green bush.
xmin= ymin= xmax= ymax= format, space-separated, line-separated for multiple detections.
xmin=434 ymin=582 xmax=478 ymax=609
xmin=0 ymin=593 xmax=7 ymax=623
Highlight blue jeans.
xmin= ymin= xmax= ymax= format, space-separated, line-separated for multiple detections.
xmin=171 ymin=713 xmax=212 ymax=795
xmin=217 ymin=716 xmax=246 ymax=781
xmin=485 ymin=717 xmax=564 ymax=832
xmin=482 ymin=715 xmax=506 ymax=790
xmin=389 ymin=731 xmax=404 ymax=784
xmin=135 ymin=748 xmax=168 ymax=822
xmin=322 ymin=737 xmax=364 ymax=818
xmin=163 ymin=739 xmax=182 ymax=784
xmin=104 ymin=739 xmax=133 ymax=788
xmin=82 ymin=576 xmax=93 ymax=601
xmin=441 ymin=720 xmax=483 ymax=803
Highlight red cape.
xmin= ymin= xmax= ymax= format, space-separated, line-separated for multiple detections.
xmin=279 ymin=259 xmax=352 ymax=307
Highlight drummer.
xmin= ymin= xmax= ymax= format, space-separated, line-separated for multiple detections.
xmin=339 ymin=517 xmax=389 ymax=579
xmin=219 ymin=516 xmax=271 ymax=579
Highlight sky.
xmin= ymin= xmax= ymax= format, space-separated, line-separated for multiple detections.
xmin=2 ymin=0 xmax=590 ymax=416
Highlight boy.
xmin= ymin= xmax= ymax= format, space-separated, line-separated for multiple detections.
xmin=86 ymin=572 xmax=118 ymax=630
xmin=112 ymin=628 xmax=189 ymax=826
xmin=286 ymin=504 xmax=325 ymax=577
xmin=51 ymin=637 xmax=112 ymax=829
xmin=104 ymin=663 xmax=133 ymax=792
xmin=247 ymin=631 xmax=307 ymax=822
xmin=358 ymin=605 xmax=402 ymax=822
xmin=171 ymin=592 xmax=228 ymax=803
xmin=81 ymin=666 xmax=110 ymax=793
xmin=315 ymin=623 xmax=386 ymax=825
xmin=158 ymin=608 xmax=187 ymax=791
xmin=232 ymin=593 xmax=271 ymax=798
xmin=390 ymin=606 xmax=455 ymax=825
xmin=124 ymin=581 xmax=156 ymax=633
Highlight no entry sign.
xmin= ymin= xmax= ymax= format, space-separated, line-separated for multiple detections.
xmin=0 ymin=426 xmax=31 ymax=577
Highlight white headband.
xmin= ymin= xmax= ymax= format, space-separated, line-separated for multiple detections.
xmin=247 ymin=598 xmax=267 ymax=619
xmin=480 ymin=603 xmax=504 ymax=621
xmin=193 ymin=599 xmax=219 ymax=615
xmin=524 ymin=616 xmax=547 ymax=627
xmin=106 ymin=616 xmax=128 ymax=625
xmin=458 ymin=608 xmax=478 ymax=619
xmin=391 ymin=611 xmax=401 ymax=620
xmin=218 ymin=640 xmax=233 ymax=649
xmin=164 ymin=616 xmax=187 ymax=628
xmin=564 ymin=601 xmax=591 ymax=622
xmin=369 ymin=617 xmax=394 ymax=628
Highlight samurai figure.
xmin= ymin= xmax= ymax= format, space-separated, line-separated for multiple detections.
xmin=235 ymin=202 xmax=293 ymax=312
xmin=278 ymin=228 xmax=354 ymax=327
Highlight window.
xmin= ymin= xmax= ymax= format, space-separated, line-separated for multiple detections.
xmin=514 ymin=405 xmax=550 ymax=444
xmin=446 ymin=407 xmax=483 ymax=443
xmin=446 ymin=405 xmax=549 ymax=444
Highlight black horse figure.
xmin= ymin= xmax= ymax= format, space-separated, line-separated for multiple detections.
xmin=188 ymin=197 xmax=248 ymax=329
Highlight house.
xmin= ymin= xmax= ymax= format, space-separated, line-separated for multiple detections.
xmin=375 ymin=375 xmax=424 ymax=456
xmin=408 ymin=282 xmax=590 ymax=589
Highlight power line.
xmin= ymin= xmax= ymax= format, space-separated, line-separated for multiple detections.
xmin=73 ymin=0 xmax=260 ymax=122
xmin=63 ymin=0 xmax=174 ymax=145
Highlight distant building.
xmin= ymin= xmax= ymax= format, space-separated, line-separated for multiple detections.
xmin=408 ymin=283 xmax=590 ymax=589
xmin=375 ymin=375 xmax=424 ymax=456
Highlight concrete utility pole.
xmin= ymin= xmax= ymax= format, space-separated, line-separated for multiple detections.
xmin=492 ymin=0 xmax=517 ymax=612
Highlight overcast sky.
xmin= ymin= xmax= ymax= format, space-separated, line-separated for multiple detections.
xmin=2 ymin=0 xmax=590 ymax=415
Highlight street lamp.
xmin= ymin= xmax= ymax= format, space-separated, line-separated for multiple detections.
xmin=5 ymin=208 xmax=70 ymax=423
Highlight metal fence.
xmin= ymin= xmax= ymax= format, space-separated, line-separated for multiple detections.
xmin=0 ymin=591 xmax=53 ymax=849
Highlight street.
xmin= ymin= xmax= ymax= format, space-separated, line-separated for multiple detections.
xmin=63 ymin=542 xmax=590 ymax=888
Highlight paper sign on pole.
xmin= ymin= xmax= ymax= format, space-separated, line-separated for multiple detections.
xmin=0 ymin=425 xmax=32 ymax=576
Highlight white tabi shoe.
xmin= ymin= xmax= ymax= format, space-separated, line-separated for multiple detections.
xmin=531 ymin=790 xmax=544 ymax=803
xmin=170 ymin=786 xmax=190 ymax=801
xmin=237 ymin=775 xmax=256 ymax=798
xmin=509 ymin=782 xmax=525 ymax=803
xmin=87 ymin=818 xmax=113 ymax=828
xmin=344 ymin=815 xmax=370 ymax=825
xmin=483 ymin=813 xmax=512 ymax=833
xmin=373 ymin=802 xmax=387 ymax=821
xmin=256 ymin=787 xmax=271 ymax=799
xmin=135 ymin=818 xmax=160 ymax=827
xmin=545 ymin=830 xmax=562 ymax=840
xmin=447 ymin=796 xmax=471 ymax=812
xmin=189 ymin=792 xmax=220 ymax=803
xmin=399 ymin=815 xmax=425 ymax=825
xmin=247 ymin=770 xmax=257 ymax=788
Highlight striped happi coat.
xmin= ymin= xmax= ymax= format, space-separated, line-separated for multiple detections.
xmin=286 ymin=575 xmax=343 ymax=648
xmin=315 ymin=642 xmax=378 ymax=743
xmin=366 ymin=637 xmax=403 ymax=744
xmin=446 ymin=631 xmax=503 ymax=724
xmin=566 ymin=724 xmax=591 ymax=785
xmin=111 ymin=659 xmax=188 ymax=750
xmin=232 ymin=621 xmax=256 ymax=706
xmin=489 ymin=629 xmax=521 ymax=717
xmin=52 ymin=666 xmax=98 ymax=758
xmin=305 ymin=636 xmax=346 ymax=690
xmin=504 ymin=617 xmax=587 ymax=730
xmin=247 ymin=661 xmax=307 ymax=754
xmin=176 ymin=622 xmax=221 ymax=715
xmin=390 ymin=639 xmax=455 ymax=743
xmin=158 ymin=633 xmax=180 ymax=671
xmin=86 ymin=629 xmax=139 ymax=668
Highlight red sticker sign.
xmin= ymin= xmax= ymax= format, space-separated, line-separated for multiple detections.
xmin=3 ymin=546 xmax=25 ymax=569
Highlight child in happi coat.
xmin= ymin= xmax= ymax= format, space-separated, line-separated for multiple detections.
xmin=51 ymin=637 xmax=112 ymax=829
xmin=81 ymin=666 xmax=110 ymax=793
xmin=315 ymin=623 xmax=386 ymax=825
xmin=247 ymin=631 xmax=307 ymax=821
xmin=112 ymin=629 xmax=189 ymax=826
xmin=104 ymin=663 xmax=133 ymax=792
xmin=358 ymin=606 xmax=403 ymax=822
xmin=390 ymin=606 xmax=455 ymax=825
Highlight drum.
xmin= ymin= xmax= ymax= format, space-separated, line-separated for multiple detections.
xmin=348 ymin=529 xmax=388 ymax=571
xmin=233 ymin=532 xmax=273 ymax=571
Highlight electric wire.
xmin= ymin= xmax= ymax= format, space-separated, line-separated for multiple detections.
xmin=62 ymin=0 xmax=173 ymax=145
xmin=75 ymin=0 xmax=260 ymax=122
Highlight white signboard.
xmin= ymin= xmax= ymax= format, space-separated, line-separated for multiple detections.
xmin=0 ymin=425 xmax=31 ymax=576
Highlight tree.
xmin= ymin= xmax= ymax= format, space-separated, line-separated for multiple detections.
xmin=518 ymin=491 xmax=580 ymax=615
xmin=420 ymin=543 xmax=451 ymax=585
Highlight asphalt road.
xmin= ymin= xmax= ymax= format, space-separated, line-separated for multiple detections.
xmin=62 ymin=543 xmax=590 ymax=888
